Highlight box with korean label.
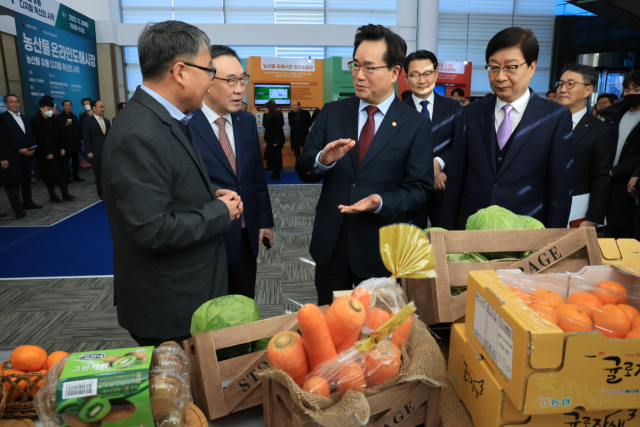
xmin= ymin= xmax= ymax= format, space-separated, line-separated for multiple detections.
xmin=465 ymin=267 xmax=640 ymax=416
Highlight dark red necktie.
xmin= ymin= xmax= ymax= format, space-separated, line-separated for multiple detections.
xmin=358 ymin=105 xmax=379 ymax=167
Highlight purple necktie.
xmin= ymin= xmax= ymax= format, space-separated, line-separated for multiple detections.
xmin=497 ymin=104 xmax=514 ymax=150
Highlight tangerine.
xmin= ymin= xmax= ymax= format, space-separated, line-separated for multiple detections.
xmin=556 ymin=304 xmax=593 ymax=332
xmin=530 ymin=302 xmax=558 ymax=325
xmin=46 ymin=351 xmax=68 ymax=370
xmin=4 ymin=368 xmax=27 ymax=399
xmin=508 ymin=286 xmax=533 ymax=305
xmin=627 ymin=327 xmax=640 ymax=339
xmin=530 ymin=288 xmax=564 ymax=308
xmin=10 ymin=345 xmax=47 ymax=372
xmin=632 ymin=317 xmax=640 ymax=330
xmin=616 ymin=304 xmax=640 ymax=322
xmin=593 ymin=304 xmax=631 ymax=339
xmin=592 ymin=281 xmax=628 ymax=305
xmin=565 ymin=292 xmax=603 ymax=319
xmin=29 ymin=369 xmax=47 ymax=398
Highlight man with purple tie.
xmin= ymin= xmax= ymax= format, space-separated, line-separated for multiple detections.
xmin=441 ymin=27 xmax=573 ymax=230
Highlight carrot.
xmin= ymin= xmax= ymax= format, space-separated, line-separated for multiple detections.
xmin=335 ymin=361 xmax=366 ymax=392
xmin=267 ymin=331 xmax=309 ymax=387
xmin=335 ymin=329 xmax=361 ymax=353
xmin=303 ymin=376 xmax=331 ymax=397
xmin=324 ymin=296 xmax=366 ymax=348
xmin=298 ymin=304 xmax=337 ymax=370
xmin=352 ymin=287 xmax=371 ymax=309
xmin=390 ymin=316 xmax=413 ymax=349
xmin=364 ymin=307 xmax=391 ymax=331
xmin=363 ymin=340 xmax=401 ymax=387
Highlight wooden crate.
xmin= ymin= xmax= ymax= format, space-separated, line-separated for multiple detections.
xmin=183 ymin=308 xmax=326 ymax=420
xmin=263 ymin=377 xmax=441 ymax=427
xmin=402 ymin=228 xmax=602 ymax=325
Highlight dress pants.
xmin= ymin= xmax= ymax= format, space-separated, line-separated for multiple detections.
xmin=18 ymin=156 xmax=34 ymax=204
xmin=46 ymin=179 xmax=68 ymax=197
xmin=130 ymin=332 xmax=191 ymax=348
xmin=227 ymin=227 xmax=258 ymax=299
xmin=290 ymin=134 xmax=302 ymax=159
xmin=92 ymin=154 xmax=103 ymax=195
xmin=5 ymin=185 xmax=23 ymax=213
xmin=69 ymin=151 xmax=80 ymax=178
xmin=314 ymin=218 xmax=365 ymax=307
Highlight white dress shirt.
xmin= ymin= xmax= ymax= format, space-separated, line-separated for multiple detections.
xmin=202 ymin=103 xmax=236 ymax=155
xmin=8 ymin=111 xmax=25 ymax=133
xmin=412 ymin=91 xmax=445 ymax=170
xmin=572 ymin=107 xmax=588 ymax=130
xmin=494 ymin=89 xmax=531 ymax=133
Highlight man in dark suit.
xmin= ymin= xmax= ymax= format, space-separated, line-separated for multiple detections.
xmin=556 ymin=63 xmax=616 ymax=228
xmin=601 ymin=71 xmax=640 ymax=238
xmin=441 ymin=27 xmax=573 ymax=230
xmin=288 ymin=101 xmax=312 ymax=159
xmin=296 ymin=24 xmax=433 ymax=306
xmin=190 ymin=45 xmax=274 ymax=299
xmin=82 ymin=100 xmax=110 ymax=198
xmin=402 ymin=50 xmax=462 ymax=228
xmin=78 ymin=98 xmax=93 ymax=125
xmin=102 ymin=20 xmax=243 ymax=346
xmin=0 ymin=93 xmax=42 ymax=212
xmin=58 ymin=100 xmax=84 ymax=182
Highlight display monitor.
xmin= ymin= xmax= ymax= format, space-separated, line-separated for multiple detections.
xmin=254 ymin=84 xmax=291 ymax=105
xmin=434 ymin=85 xmax=446 ymax=96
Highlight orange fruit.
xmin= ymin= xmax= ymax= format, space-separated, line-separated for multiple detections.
xmin=10 ymin=345 xmax=47 ymax=372
xmin=632 ymin=317 xmax=640 ymax=330
xmin=593 ymin=304 xmax=631 ymax=339
xmin=592 ymin=281 xmax=628 ymax=305
xmin=616 ymin=304 xmax=640 ymax=322
xmin=565 ymin=292 xmax=603 ymax=319
xmin=508 ymin=285 xmax=533 ymax=305
xmin=530 ymin=302 xmax=558 ymax=324
xmin=556 ymin=304 xmax=593 ymax=332
xmin=0 ymin=365 xmax=3 ymax=375
xmin=4 ymin=368 xmax=28 ymax=399
xmin=530 ymin=289 xmax=564 ymax=309
xmin=46 ymin=351 xmax=68 ymax=370
xmin=627 ymin=327 xmax=640 ymax=339
xmin=29 ymin=369 xmax=47 ymax=398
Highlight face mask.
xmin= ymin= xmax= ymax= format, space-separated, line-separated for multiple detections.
xmin=84 ymin=104 xmax=92 ymax=111
xmin=44 ymin=110 xmax=53 ymax=118
xmin=623 ymin=93 xmax=640 ymax=109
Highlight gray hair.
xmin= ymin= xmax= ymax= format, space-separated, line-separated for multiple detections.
xmin=138 ymin=20 xmax=210 ymax=82
xmin=560 ymin=63 xmax=598 ymax=87
xmin=3 ymin=93 xmax=18 ymax=103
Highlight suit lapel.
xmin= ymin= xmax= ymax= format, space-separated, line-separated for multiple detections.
xmin=190 ymin=111 xmax=236 ymax=177
xmin=479 ymin=95 xmax=498 ymax=174
xmin=573 ymin=113 xmax=594 ymax=144
xmin=342 ymin=97 xmax=360 ymax=172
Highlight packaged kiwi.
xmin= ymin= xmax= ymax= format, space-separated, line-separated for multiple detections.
xmin=34 ymin=343 xmax=191 ymax=427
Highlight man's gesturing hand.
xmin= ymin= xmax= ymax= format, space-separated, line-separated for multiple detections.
xmin=319 ymin=139 xmax=355 ymax=166
xmin=338 ymin=194 xmax=381 ymax=214
xmin=218 ymin=192 xmax=243 ymax=221
xmin=215 ymin=189 xmax=237 ymax=199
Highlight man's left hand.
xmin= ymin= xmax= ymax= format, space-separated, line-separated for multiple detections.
xmin=628 ymin=177 xmax=638 ymax=197
xmin=434 ymin=171 xmax=447 ymax=191
xmin=579 ymin=221 xmax=596 ymax=228
xmin=338 ymin=194 xmax=381 ymax=214
xmin=0 ymin=160 xmax=8 ymax=169
xmin=259 ymin=228 xmax=274 ymax=250
xmin=215 ymin=189 xmax=238 ymax=200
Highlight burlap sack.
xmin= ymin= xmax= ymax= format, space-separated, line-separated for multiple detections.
xmin=259 ymin=316 xmax=473 ymax=427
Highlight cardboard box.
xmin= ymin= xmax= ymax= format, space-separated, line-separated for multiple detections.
xmin=449 ymin=323 xmax=640 ymax=426
xmin=402 ymin=228 xmax=602 ymax=325
xmin=600 ymin=238 xmax=640 ymax=272
xmin=465 ymin=267 xmax=640 ymax=415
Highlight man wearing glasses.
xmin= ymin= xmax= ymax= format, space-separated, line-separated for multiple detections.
xmin=102 ymin=21 xmax=243 ymax=346
xmin=402 ymin=50 xmax=462 ymax=228
xmin=190 ymin=45 xmax=274 ymax=299
xmin=441 ymin=27 xmax=573 ymax=230
xmin=296 ymin=24 xmax=432 ymax=306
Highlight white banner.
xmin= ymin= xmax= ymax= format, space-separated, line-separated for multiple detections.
xmin=260 ymin=56 xmax=315 ymax=72
xmin=437 ymin=61 xmax=466 ymax=74
xmin=0 ymin=0 xmax=60 ymax=26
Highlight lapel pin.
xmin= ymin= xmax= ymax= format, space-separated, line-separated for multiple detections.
xmin=585 ymin=124 xmax=588 ymax=127
xmin=237 ymin=117 xmax=239 ymax=121
xmin=392 ymin=122 xmax=397 ymax=127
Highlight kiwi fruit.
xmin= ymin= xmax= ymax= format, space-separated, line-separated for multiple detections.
xmin=101 ymin=356 xmax=123 ymax=365
xmin=150 ymin=373 xmax=182 ymax=418
xmin=159 ymin=341 xmax=182 ymax=349
xmin=155 ymin=408 xmax=186 ymax=427
xmin=151 ymin=352 xmax=182 ymax=372
xmin=56 ymin=397 xmax=89 ymax=414
xmin=125 ymin=350 xmax=149 ymax=362
xmin=102 ymin=399 xmax=136 ymax=423
xmin=62 ymin=412 xmax=102 ymax=427
xmin=111 ymin=355 xmax=137 ymax=369
xmin=79 ymin=397 xmax=111 ymax=423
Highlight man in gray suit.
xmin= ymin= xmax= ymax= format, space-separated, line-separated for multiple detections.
xmin=102 ymin=20 xmax=244 ymax=346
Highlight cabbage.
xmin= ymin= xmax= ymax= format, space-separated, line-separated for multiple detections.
xmin=252 ymin=337 xmax=271 ymax=352
xmin=191 ymin=295 xmax=261 ymax=360
xmin=447 ymin=253 xmax=488 ymax=263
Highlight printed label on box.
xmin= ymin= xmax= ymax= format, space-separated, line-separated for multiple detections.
xmin=473 ymin=292 xmax=513 ymax=380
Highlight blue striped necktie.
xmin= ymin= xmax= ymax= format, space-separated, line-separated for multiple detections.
xmin=420 ymin=100 xmax=430 ymax=120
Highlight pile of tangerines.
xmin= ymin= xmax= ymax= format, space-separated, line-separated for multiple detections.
xmin=508 ymin=281 xmax=640 ymax=339
xmin=1 ymin=346 xmax=68 ymax=399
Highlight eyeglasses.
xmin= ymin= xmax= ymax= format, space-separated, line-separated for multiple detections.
xmin=556 ymin=80 xmax=592 ymax=90
xmin=214 ymin=74 xmax=250 ymax=87
xmin=5 ymin=100 xmax=19 ymax=104
xmin=408 ymin=71 xmax=436 ymax=81
xmin=348 ymin=61 xmax=388 ymax=75
xmin=178 ymin=62 xmax=217 ymax=80
xmin=485 ymin=62 xmax=527 ymax=75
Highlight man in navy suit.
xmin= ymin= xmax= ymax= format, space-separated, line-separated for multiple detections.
xmin=0 ymin=93 xmax=42 ymax=214
xmin=190 ymin=45 xmax=274 ymax=299
xmin=441 ymin=27 xmax=573 ymax=230
xmin=402 ymin=50 xmax=462 ymax=228
xmin=296 ymin=25 xmax=433 ymax=306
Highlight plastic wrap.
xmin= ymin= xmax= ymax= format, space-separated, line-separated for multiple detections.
xmin=34 ymin=344 xmax=192 ymax=427
xmin=354 ymin=278 xmax=408 ymax=338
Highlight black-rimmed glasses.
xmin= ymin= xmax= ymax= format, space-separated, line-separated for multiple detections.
xmin=214 ymin=74 xmax=250 ymax=87
xmin=484 ymin=62 xmax=527 ymax=75
xmin=348 ymin=61 xmax=388 ymax=75
xmin=181 ymin=62 xmax=217 ymax=80
xmin=556 ymin=80 xmax=592 ymax=89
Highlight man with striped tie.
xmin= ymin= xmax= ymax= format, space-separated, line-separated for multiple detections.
xmin=403 ymin=50 xmax=462 ymax=228
xmin=190 ymin=45 xmax=274 ymax=299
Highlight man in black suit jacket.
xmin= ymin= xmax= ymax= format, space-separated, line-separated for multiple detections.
xmin=0 ymin=93 xmax=42 ymax=212
xmin=190 ymin=45 xmax=274 ymax=299
xmin=556 ymin=63 xmax=616 ymax=227
xmin=82 ymin=99 xmax=110 ymax=198
xmin=288 ymin=102 xmax=312 ymax=159
xmin=601 ymin=71 xmax=640 ymax=238
xmin=402 ymin=50 xmax=462 ymax=228
xmin=441 ymin=27 xmax=573 ymax=230
xmin=78 ymin=97 xmax=93 ymax=125
xmin=296 ymin=24 xmax=433 ymax=306
xmin=58 ymin=100 xmax=84 ymax=182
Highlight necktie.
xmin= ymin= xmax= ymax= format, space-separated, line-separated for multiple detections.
xmin=174 ymin=118 xmax=195 ymax=150
xmin=420 ymin=100 xmax=430 ymax=120
xmin=497 ymin=104 xmax=514 ymax=150
xmin=98 ymin=117 xmax=106 ymax=135
xmin=358 ymin=105 xmax=379 ymax=167
xmin=215 ymin=117 xmax=237 ymax=175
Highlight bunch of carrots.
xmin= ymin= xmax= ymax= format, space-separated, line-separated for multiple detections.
xmin=266 ymin=287 xmax=412 ymax=396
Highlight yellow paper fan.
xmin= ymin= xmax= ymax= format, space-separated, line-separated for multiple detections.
xmin=379 ymin=223 xmax=436 ymax=279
